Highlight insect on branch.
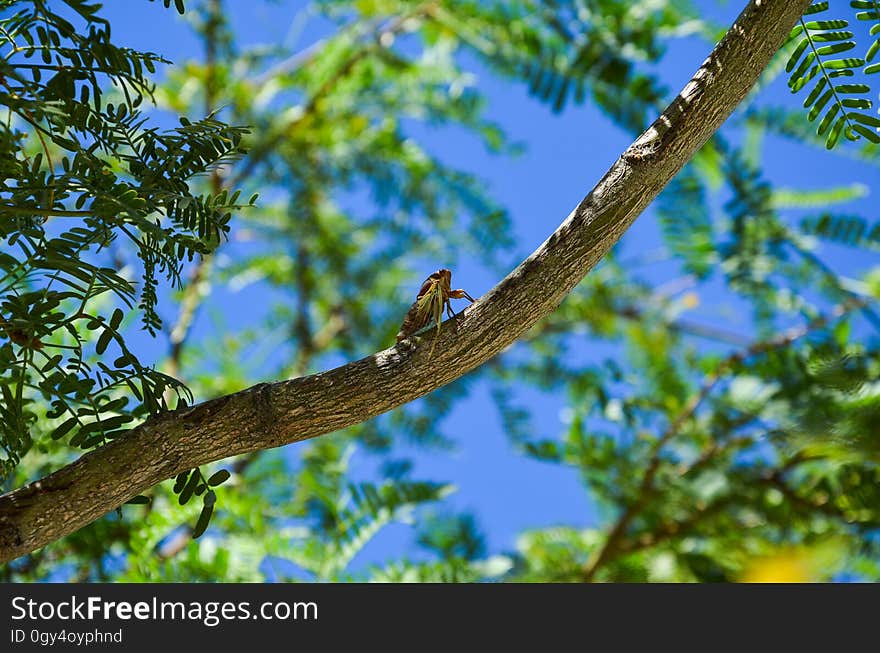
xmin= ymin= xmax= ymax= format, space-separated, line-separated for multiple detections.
xmin=395 ymin=268 xmax=476 ymax=356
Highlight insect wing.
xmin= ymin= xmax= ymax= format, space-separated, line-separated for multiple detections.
xmin=396 ymin=277 xmax=440 ymax=342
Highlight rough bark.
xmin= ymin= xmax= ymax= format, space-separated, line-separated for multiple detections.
xmin=0 ymin=0 xmax=812 ymax=564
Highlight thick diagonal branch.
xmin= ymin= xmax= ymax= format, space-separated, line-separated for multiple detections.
xmin=0 ymin=0 xmax=813 ymax=563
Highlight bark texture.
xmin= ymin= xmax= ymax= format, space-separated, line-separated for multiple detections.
xmin=0 ymin=0 xmax=813 ymax=563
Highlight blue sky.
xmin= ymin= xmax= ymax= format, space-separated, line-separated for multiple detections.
xmin=100 ymin=1 xmax=879 ymax=574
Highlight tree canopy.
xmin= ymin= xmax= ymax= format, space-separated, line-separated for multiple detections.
xmin=1 ymin=0 xmax=879 ymax=582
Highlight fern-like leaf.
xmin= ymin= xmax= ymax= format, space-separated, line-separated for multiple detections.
xmin=770 ymin=182 xmax=868 ymax=208
xmin=801 ymin=212 xmax=880 ymax=250
xmin=657 ymin=168 xmax=716 ymax=280
xmin=745 ymin=107 xmax=880 ymax=165
xmin=788 ymin=2 xmax=879 ymax=148
xmin=850 ymin=1 xmax=880 ymax=73
xmin=332 ymin=481 xmax=453 ymax=573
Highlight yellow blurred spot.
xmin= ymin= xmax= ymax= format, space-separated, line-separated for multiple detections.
xmin=739 ymin=541 xmax=844 ymax=583
xmin=682 ymin=292 xmax=700 ymax=309
xmin=740 ymin=552 xmax=813 ymax=583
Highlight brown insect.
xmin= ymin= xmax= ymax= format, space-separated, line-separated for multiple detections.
xmin=396 ymin=268 xmax=476 ymax=355
xmin=0 ymin=318 xmax=43 ymax=349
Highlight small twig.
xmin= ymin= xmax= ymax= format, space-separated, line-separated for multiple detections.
xmin=293 ymin=241 xmax=315 ymax=372
xmin=615 ymin=305 xmax=752 ymax=347
xmin=229 ymin=3 xmax=433 ymax=188
xmin=165 ymin=0 xmax=224 ymax=382
xmin=3 ymin=203 xmax=114 ymax=219
xmin=166 ymin=257 xmax=213 ymax=380
xmin=674 ymin=432 xmax=754 ymax=478
xmin=758 ymin=469 xmax=848 ymax=521
xmin=618 ymin=497 xmax=736 ymax=555
xmin=250 ymin=16 xmax=373 ymax=87
xmin=0 ymin=77 xmax=55 ymax=221
xmin=785 ymin=238 xmax=880 ymax=332
xmin=530 ymin=301 xmax=753 ymax=347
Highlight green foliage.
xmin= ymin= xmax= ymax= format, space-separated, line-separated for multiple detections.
xmin=3 ymin=0 xmax=880 ymax=586
xmin=746 ymin=106 xmax=880 ymax=163
xmin=368 ymin=556 xmax=511 ymax=582
xmin=510 ymin=0 xmax=676 ymax=121
xmin=417 ymin=512 xmax=486 ymax=561
xmin=488 ymin=29 xmax=880 ymax=577
xmin=657 ymin=168 xmax=716 ymax=280
xmin=0 ymin=1 xmax=253 ymax=479
xmin=771 ymin=182 xmax=869 ymax=208
xmin=786 ymin=1 xmax=880 ymax=148
xmin=801 ymin=212 xmax=880 ymax=249
xmin=850 ymin=1 xmax=880 ymax=73
xmin=430 ymin=0 xmax=693 ymax=132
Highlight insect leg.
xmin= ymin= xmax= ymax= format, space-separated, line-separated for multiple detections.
xmin=449 ymin=289 xmax=476 ymax=303
xmin=433 ymin=292 xmax=443 ymax=331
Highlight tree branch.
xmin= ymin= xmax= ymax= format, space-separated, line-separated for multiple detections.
xmin=0 ymin=0 xmax=813 ymax=563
